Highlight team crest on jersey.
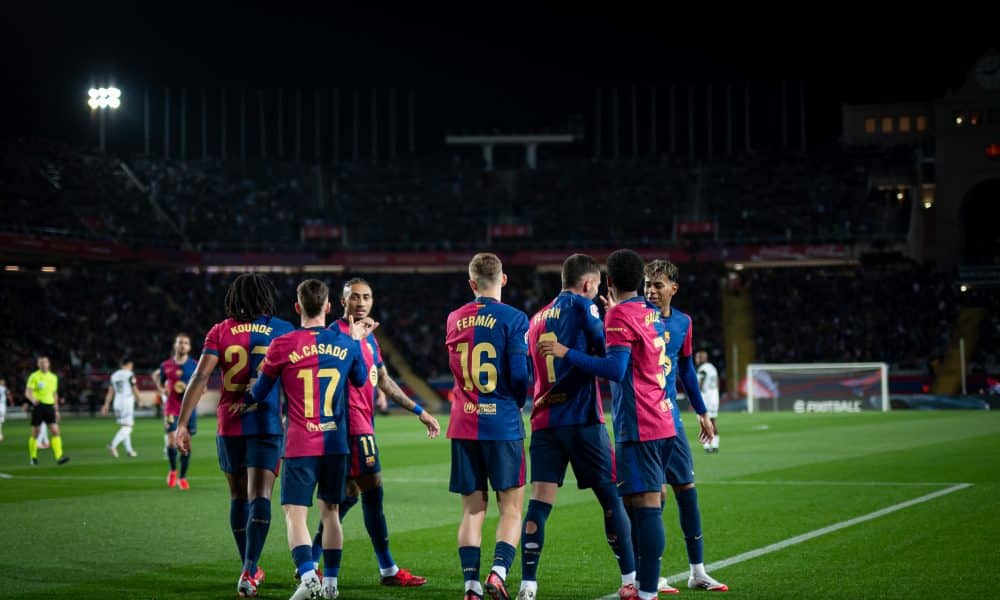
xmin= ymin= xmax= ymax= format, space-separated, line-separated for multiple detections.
xmin=368 ymin=365 xmax=378 ymax=386
xmin=590 ymin=304 xmax=600 ymax=319
xmin=464 ymin=401 xmax=477 ymax=414
xmin=663 ymin=331 xmax=670 ymax=344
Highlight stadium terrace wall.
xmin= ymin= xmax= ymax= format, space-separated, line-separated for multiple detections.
xmin=1 ymin=233 xmax=854 ymax=268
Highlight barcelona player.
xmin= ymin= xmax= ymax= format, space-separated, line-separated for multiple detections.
xmin=177 ymin=273 xmax=295 ymax=597
xmin=518 ymin=253 xmax=637 ymax=600
xmin=247 ymin=279 xmax=374 ymax=600
xmin=643 ymin=260 xmax=727 ymax=593
xmin=446 ymin=253 xmax=530 ymax=600
xmin=153 ymin=334 xmax=198 ymax=488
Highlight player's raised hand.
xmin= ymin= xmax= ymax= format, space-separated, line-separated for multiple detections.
xmin=696 ymin=413 xmax=715 ymax=445
xmin=598 ymin=294 xmax=617 ymax=311
xmin=347 ymin=315 xmax=380 ymax=340
xmin=175 ymin=425 xmax=192 ymax=453
xmin=537 ymin=338 xmax=569 ymax=359
xmin=419 ymin=411 xmax=441 ymax=439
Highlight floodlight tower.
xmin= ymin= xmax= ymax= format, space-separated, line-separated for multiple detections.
xmin=87 ymin=86 xmax=121 ymax=153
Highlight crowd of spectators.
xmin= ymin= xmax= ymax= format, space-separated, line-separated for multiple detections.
xmin=3 ymin=138 xmax=915 ymax=251
xmin=751 ymin=265 xmax=958 ymax=372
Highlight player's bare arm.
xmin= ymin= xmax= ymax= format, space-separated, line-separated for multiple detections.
xmin=101 ymin=384 xmax=113 ymax=415
xmin=377 ymin=365 xmax=441 ymax=438
xmin=151 ymin=368 xmax=164 ymax=396
xmin=176 ymin=353 xmax=218 ymax=453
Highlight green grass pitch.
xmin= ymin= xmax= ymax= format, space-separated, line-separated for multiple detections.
xmin=1 ymin=410 xmax=998 ymax=599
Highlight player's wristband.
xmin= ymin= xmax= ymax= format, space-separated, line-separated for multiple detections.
xmin=412 ymin=404 xmax=424 ymax=416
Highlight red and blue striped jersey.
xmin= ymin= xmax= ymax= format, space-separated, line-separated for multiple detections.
xmin=260 ymin=327 xmax=366 ymax=458
xmin=528 ymin=291 xmax=606 ymax=431
xmin=160 ymin=356 xmax=198 ymax=417
xmin=333 ymin=318 xmax=383 ymax=436
xmin=202 ymin=315 xmax=295 ymax=436
xmin=605 ymin=297 xmax=677 ymax=442
xmin=445 ymin=297 xmax=530 ymax=441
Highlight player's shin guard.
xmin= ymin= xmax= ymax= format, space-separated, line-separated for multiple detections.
xmin=167 ymin=446 xmax=178 ymax=470
xmin=231 ymin=499 xmax=249 ymax=563
xmin=625 ymin=504 xmax=640 ymax=567
xmin=51 ymin=435 xmax=63 ymax=460
xmin=674 ymin=487 xmax=704 ymax=565
xmin=594 ymin=484 xmax=636 ymax=576
xmin=633 ymin=507 xmax=665 ymax=595
xmin=28 ymin=436 xmax=37 ymax=460
xmin=520 ymin=499 xmax=551 ymax=582
xmin=491 ymin=541 xmax=516 ymax=581
xmin=323 ymin=549 xmax=342 ymax=578
xmin=122 ymin=427 xmax=134 ymax=453
xmin=179 ymin=450 xmax=191 ymax=478
xmin=292 ymin=544 xmax=315 ymax=577
xmin=361 ymin=487 xmax=395 ymax=570
xmin=311 ymin=521 xmax=324 ymax=566
xmin=458 ymin=546 xmax=481 ymax=585
xmin=244 ymin=497 xmax=271 ymax=575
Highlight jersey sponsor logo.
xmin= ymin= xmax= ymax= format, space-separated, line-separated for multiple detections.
xmin=173 ymin=381 xmax=187 ymax=394
xmin=464 ymin=401 xmax=477 ymax=414
xmin=590 ymin=304 xmax=600 ymax=319
xmin=306 ymin=421 xmax=339 ymax=432
xmin=368 ymin=364 xmax=378 ymax=386
xmin=227 ymin=402 xmax=260 ymax=415
xmin=477 ymin=403 xmax=497 ymax=415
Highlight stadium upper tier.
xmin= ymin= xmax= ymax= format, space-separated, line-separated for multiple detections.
xmin=2 ymin=138 xmax=914 ymax=251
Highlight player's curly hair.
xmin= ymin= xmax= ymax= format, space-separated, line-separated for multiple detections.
xmin=225 ymin=273 xmax=278 ymax=322
xmin=606 ymin=249 xmax=645 ymax=293
xmin=643 ymin=259 xmax=679 ymax=283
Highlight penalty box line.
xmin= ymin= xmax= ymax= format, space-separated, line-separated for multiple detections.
xmin=597 ymin=482 xmax=973 ymax=599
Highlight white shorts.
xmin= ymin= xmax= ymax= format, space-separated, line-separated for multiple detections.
xmin=703 ymin=393 xmax=719 ymax=419
xmin=114 ymin=402 xmax=135 ymax=426
xmin=0 ymin=402 xmax=6 ymax=422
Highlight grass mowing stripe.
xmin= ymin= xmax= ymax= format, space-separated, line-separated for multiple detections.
xmin=597 ymin=483 xmax=974 ymax=599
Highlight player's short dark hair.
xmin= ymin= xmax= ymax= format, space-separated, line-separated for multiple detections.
xmin=606 ymin=249 xmax=645 ymax=293
xmin=469 ymin=253 xmax=503 ymax=288
xmin=120 ymin=357 xmax=132 ymax=366
xmin=644 ymin=259 xmax=679 ymax=283
xmin=297 ymin=279 xmax=329 ymax=318
xmin=561 ymin=253 xmax=601 ymax=289
xmin=225 ymin=272 xmax=278 ymax=322
xmin=342 ymin=277 xmax=373 ymax=298
xmin=175 ymin=332 xmax=191 ymax=341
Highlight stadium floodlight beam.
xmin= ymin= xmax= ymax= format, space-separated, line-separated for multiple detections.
xmin=88 ymin=86 xmax=121 ymax=153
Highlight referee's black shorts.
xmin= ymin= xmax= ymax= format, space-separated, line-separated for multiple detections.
xmin=31 ymin=404 xmax=56 ymax=426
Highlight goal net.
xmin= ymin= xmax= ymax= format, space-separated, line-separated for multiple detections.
xmin=746 ymin=362 xmax=889 ymax=413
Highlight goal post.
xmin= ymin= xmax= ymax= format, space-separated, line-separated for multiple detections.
xmin=746 ymin=362 xmax=890 ymax=413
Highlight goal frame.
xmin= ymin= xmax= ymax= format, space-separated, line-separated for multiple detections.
xmin=746 ymin=362 xmax=890 ymax=413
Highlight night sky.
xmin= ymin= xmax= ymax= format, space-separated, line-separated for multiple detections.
xmin=3 ymin=3 xmax=995 ymax=152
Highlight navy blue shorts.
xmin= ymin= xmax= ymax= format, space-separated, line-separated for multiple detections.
xmin=348 ymin=434 xmax=381 ymax=479
xmin=665 ymin=415 xmax=695 ymax=486
xmin=529 ymin=424 xmax=616 ymax=489
xmin=217 ymin=434 xmax=283 ymax=474
xmin=280 ymin=454 xmax=349 ymax=507
xmin=450 ymin=439 xmax=525 ymax=495
xmin=615 ymin=437 xmax=678 ymax=496
xmin=164 ymin=413 xmax=197 ymax=434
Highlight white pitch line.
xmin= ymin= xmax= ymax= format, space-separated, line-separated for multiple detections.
xmin=703 ymin=480 xmax=966 ymax=488
xmin=597 ymin=483 xmax=973 ymax=599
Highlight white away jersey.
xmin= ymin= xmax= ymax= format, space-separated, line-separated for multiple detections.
xmin=697 ymin=362 xmax=719 ymax=402
xmin=110 ymin=369 xmax=136 ymax=403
